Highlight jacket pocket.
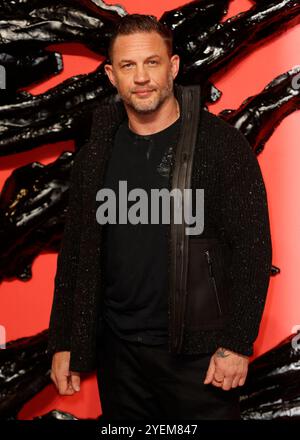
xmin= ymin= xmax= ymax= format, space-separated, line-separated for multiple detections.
xmin=184 ymin=237 xmax=229 ymax=331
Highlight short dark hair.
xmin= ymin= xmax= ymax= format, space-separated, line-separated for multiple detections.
xmin=107 ymin=14 xmax=173 ymax=63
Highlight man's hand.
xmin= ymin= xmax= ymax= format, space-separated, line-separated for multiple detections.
xmin=204 ymin=347 xmax=249 ymax=391
xmin=50 ymin=351 xmax=81 ymax=395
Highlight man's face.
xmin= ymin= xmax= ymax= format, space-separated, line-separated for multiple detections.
xmin=104 ymin=31 xmax=180 ymax=114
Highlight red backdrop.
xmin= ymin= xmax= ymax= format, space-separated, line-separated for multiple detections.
xmin=0 ymin=0 xmax=299 ymax=419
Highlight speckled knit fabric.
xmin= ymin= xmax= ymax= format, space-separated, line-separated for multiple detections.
xmin=47 ymin=83 xmax=273 ymax=372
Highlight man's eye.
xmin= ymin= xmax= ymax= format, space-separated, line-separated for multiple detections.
xmin=122 ymin=63 xmax=132 ymax=68
xmin=148 ymin=60 xmax=158 ymax=65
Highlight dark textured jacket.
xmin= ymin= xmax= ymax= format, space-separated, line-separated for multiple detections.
xmin=47 ymin=83 xmax=273 ymax=372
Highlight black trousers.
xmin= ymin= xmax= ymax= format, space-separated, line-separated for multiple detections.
xmin=95 ymin=320 xmax=241 ymax=420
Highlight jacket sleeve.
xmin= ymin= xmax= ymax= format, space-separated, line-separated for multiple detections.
xmin=46 ymin=149 xmax=84 ymax=356
xmin=216 ymin=127 xmax=273 ymax=357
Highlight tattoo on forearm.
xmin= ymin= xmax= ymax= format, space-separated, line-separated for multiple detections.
xmin=216 ymin=348 xmax=230 ymax=358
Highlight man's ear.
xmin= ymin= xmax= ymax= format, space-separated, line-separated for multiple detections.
xmin=170 ymin=54 xmax=180 ymax=80
xmin=104 ymin=63 xmax=116 ymax=87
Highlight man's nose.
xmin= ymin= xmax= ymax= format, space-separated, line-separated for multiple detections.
xmin=133 ymin=65 xmax=150 ymax=83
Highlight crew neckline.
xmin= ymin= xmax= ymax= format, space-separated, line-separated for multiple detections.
xmin=122 ymin=114 xmax=181 ymax=140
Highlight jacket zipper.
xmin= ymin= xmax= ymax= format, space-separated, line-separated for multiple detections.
xmin=205 ymin=249 xmax=222 ymax=315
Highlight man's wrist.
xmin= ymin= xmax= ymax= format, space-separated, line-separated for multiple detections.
xmin=216 ymin=346 xmax=249 ymax=359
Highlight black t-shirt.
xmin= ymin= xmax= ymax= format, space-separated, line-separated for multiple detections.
xmin=101 ymin=114 xmax=181 ymax=345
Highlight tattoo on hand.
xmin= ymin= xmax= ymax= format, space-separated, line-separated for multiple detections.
xmin=215 ymin=348 xmax=230 ymax=358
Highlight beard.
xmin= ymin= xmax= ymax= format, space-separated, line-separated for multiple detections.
xmin=117 ymin=72 xmax=174 ymax=114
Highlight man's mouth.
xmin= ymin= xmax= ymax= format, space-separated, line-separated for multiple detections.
xmin=133 ymin=89 xmax=154 ymax=97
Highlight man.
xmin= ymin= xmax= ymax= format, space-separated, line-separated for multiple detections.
xmin=48 ymin=14 xmax=272 ymax=419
